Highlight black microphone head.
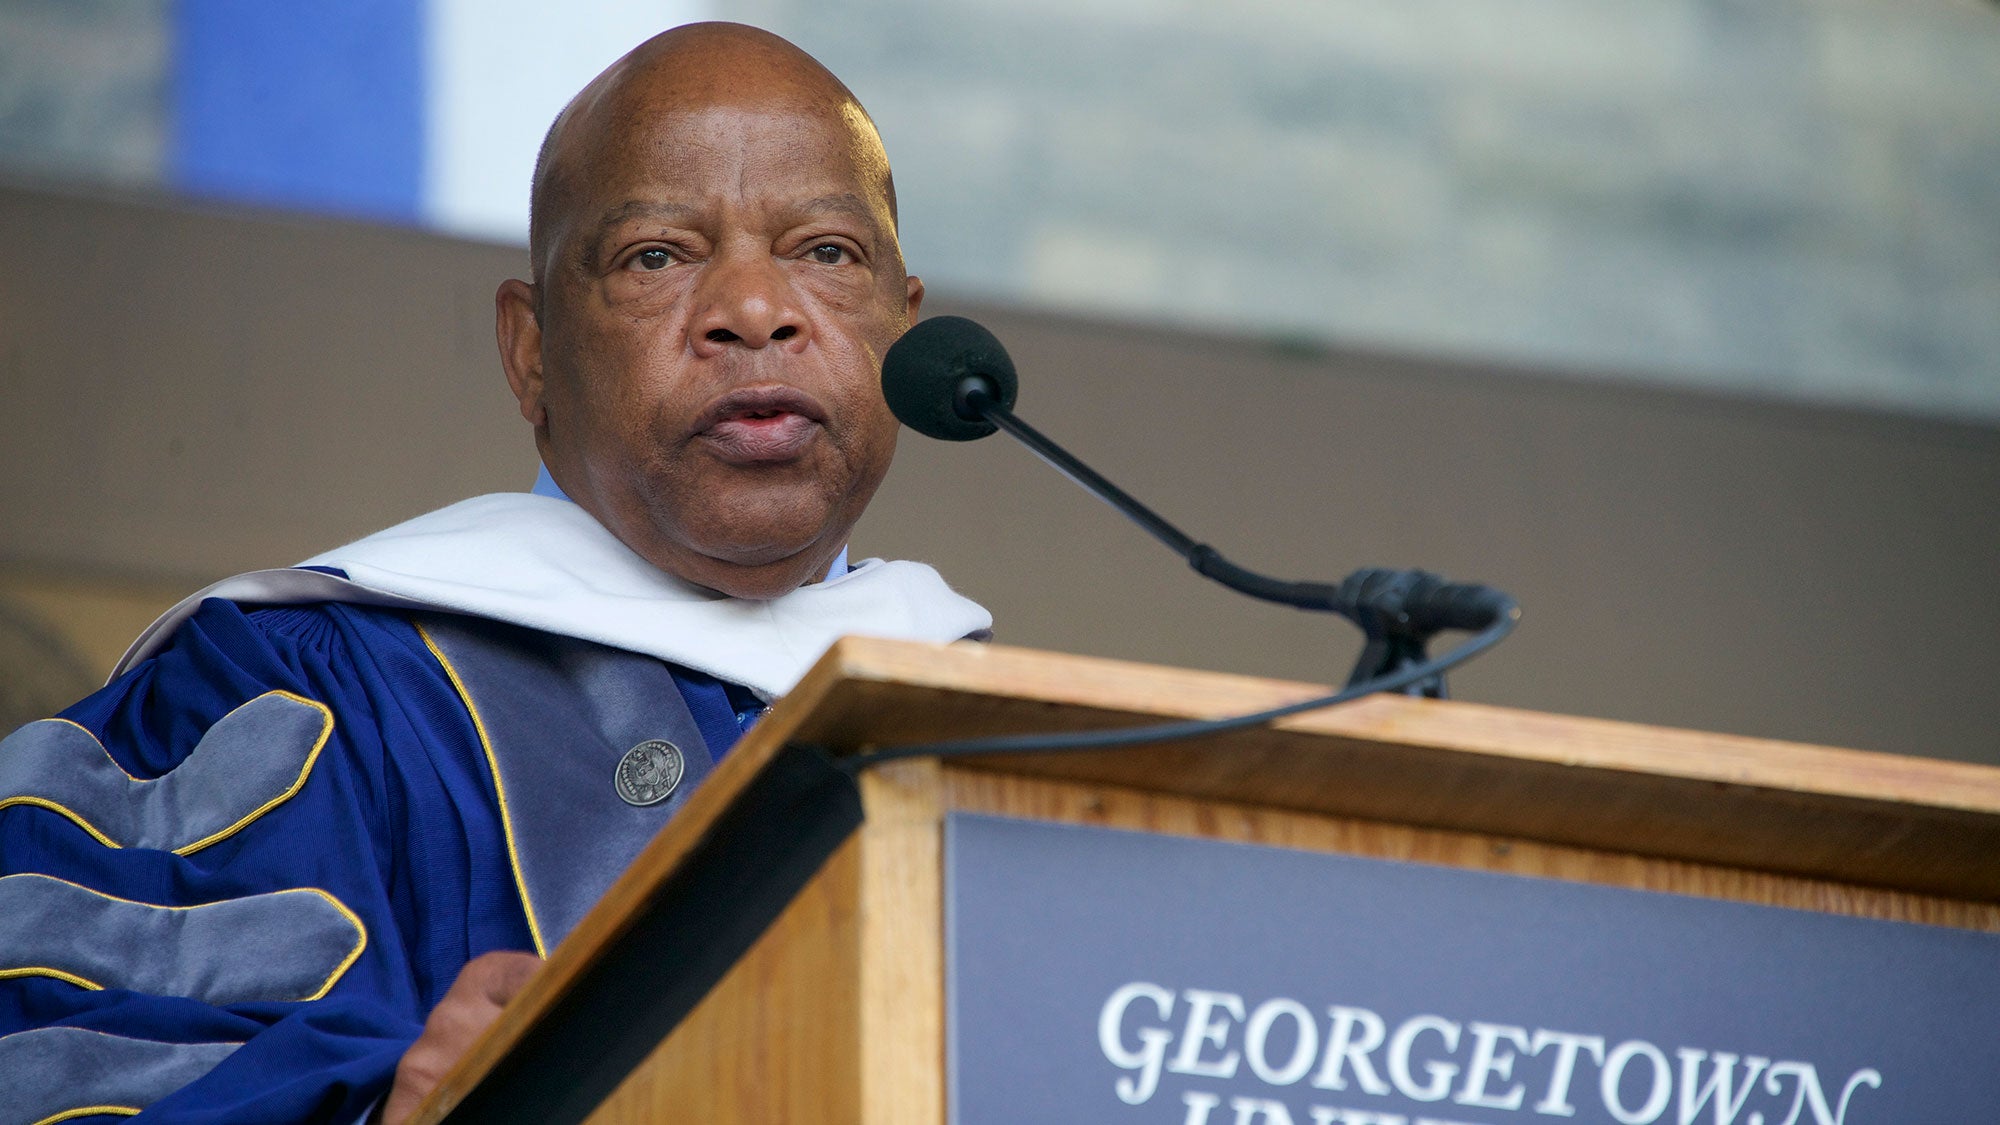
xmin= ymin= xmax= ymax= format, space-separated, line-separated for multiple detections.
xmin=881 ymin=315 xmax=1019 ymax=441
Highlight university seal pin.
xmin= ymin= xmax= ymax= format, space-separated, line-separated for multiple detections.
xmin=614 ymin=739 xmax=685 ymax=807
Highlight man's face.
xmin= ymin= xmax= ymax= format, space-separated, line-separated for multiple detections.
xmin=502 ymin=96 xmax=920 ymax=599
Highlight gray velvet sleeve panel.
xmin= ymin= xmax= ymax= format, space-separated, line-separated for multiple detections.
xmin=0 ymin=691 xmax=333 ymax=854
xmin=413 ymin=614 xmax=719 ymax=952
xmin=0 ymin=1027 xmax=240 ymax=1125
xmin=0 ymin=874 xmax=365 ymax=1005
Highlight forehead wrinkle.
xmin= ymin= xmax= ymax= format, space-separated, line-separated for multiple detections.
xmin=595 ymin=199 xmax=701 ymax=234
xmin=534 ymin=26 xmax=902 ymax=284
xmin=595 ymin=190 xmax=876 ymax=233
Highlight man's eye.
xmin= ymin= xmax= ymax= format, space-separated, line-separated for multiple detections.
xmin=807 ymin=243 xmax=850 ymax=265
xmin=629 ymin=248 xmax=672 ymax=271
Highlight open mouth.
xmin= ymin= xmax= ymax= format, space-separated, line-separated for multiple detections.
xmin=697 ymin=386 xmax=827 ymax=463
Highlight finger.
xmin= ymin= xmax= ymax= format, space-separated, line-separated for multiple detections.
xmin=379 ymin=951 xmax=542 ymax=1124
xmin=465 ymin=949 xmax=542 ymax=1008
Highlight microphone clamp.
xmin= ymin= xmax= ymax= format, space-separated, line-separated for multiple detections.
xmin=1331 ymin=568 xmax=1517 ymax=697
xmin=1185 ymin=548 xmax=1515 ymax=697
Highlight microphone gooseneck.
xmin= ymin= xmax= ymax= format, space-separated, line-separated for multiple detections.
xmin=836 ymin=315 xmax=1523 ymax=772
xmin=880 ymin=316 xmax=1520 ymax=672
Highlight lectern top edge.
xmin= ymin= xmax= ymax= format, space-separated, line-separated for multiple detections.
xmin=810 ymin=635 xmax=2000 ymax=818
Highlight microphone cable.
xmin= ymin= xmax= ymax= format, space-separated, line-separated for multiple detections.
xmin=827 ymin=604 xmax=1512 ymax=773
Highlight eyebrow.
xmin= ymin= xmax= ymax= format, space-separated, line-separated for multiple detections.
xmin=576 ymin=193 xmax=888 ymax=270
xmin=576 ymin=201 xmax=698 ymax=272
xmin=591 ymin=194 xmax=874 ymax=234
xmin=794 ymin=193 xmax=878 ymax=221
xmin=588 ymin=200 xmax=699 ymax=240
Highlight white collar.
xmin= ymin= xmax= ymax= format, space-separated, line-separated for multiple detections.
xmin=116 ymin=494 xmax=991 ymax=698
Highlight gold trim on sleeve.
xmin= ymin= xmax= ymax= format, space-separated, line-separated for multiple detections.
xmin=416 ymin=622 xmax=549 ymax=958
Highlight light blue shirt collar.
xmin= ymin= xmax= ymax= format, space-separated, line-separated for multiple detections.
xmin=531 ymin=465 xmax=849 ymax=580
xmin=530 ymin=463 xmax=571 ymax=502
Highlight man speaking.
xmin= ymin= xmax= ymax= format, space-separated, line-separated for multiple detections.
xmin=0 ymin=23 xmax=987 ymax=1122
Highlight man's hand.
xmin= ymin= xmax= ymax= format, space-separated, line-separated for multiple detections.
xmin=378 ymin=950 xmax=542 ymax=1125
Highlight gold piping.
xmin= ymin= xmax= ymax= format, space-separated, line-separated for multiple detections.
xmin=175 ymin=692 xmax=334 ymax=855
xmin=0 ymin=965 xmax=103 ymax=990
xmin=34 ymin=1107 xmax=140 ymax=1125
xmin=297 ymin=886 xmax=370 ymax=1001
xmin=0 ymin=874 xmax=367 ymax=1002
xmin=0 ymin=693 xmax=334 ymax=856
xmin=0 ymin=795 xmax=120 ymax=850
xmin=415 ymin=622 xmax=548 ymax=957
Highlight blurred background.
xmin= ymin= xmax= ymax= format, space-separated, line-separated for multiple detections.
xmin=2 ymin=0 xmax=1996 ymax=761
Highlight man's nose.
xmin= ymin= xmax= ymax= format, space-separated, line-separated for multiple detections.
xmin=689 ymin=253 xmax=810 ymax=354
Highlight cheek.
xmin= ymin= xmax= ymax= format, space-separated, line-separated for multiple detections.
xmin=843 ymin=396 xmax=902 ymax=486
xmin=823 ymin=342 xmax=900 ymax=447
xmin=796 ymin=261 xmax=911 ymax=323
xmin=550 ymin=316 xmax=690 ymax=421
xmin=602 ymin=269 xmax=698 ymax=315
xmin=545 ymin=363 xmax=674 ymax=475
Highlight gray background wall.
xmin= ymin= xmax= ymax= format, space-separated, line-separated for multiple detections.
xmin=758 ymin=0 xmax=2000 ymax=420
xmin=3 ymin=181 xmax=1994 ymax=764
xmin=6 ymin=0 xmax=1997 ymax=419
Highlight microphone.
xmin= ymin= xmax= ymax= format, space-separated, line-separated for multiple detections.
xmin=880 ymin=315 xmax=1519 ymax=695
xmin=880 ymin=314 xmax=1018 ymax=442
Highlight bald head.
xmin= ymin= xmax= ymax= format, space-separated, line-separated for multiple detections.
xmin=495 ymin=21 xmax=924 ymax=599
xmin=528 ymin=22 xmax=897 ymax=292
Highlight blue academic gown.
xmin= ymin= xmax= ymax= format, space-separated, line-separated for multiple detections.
xmin=0 ymin=595 xmax=748 ymax=1122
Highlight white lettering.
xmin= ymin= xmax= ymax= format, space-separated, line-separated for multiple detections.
xmin=1171 ymin=990 xmax=1247 ymax=1079
xmin=1676 ymin=1050 xmax=1768 ymax=1125
xmin=1834 ymin=1069 xmax=1884 ymax=1124
xmin=1246 ymin=998 xmax=1320 ymax=1086
xmin=1387 ymin=1015 xmax=1462 ymax=1103
xmin=1114 ymin=984 xmax=1885 ymax=1125
xmin=1529 ymin=1029 xmax=1606 ymax=1117
xmin=1183 ymin=1090 xmax=1224 ymax=1125
xmin=1313 ymin=1006 xmax=1393 ymax=1095
xmin=1761 ymin=1061 xmax=1883 ymax=1125
xmin=1602 ymin=1040 xmax=1673 ymax=1124
xmin=1230 ymin=1096 xmax=1298 ymax=1124
xmin=1453 ymin=1021 xmax=1530 ymax=1110
xmin=1099 ymin=982 xmax=1177 ymax=1105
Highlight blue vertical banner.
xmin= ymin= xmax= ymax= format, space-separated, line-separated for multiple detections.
xmin=171 ymin=0 xmax=425 ymax=222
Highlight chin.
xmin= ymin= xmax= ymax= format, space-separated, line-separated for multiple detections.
xmin=632 ymin=471 xmax=866 ymax=593
xmin=696 ymin=552 xmax=830 ymax=601
xmin=679 ymin=523 xmax=841 ymax=597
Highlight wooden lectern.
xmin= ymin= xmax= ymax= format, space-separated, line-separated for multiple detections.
xmin=411 ymin=637 xmax=2000 ymax=1123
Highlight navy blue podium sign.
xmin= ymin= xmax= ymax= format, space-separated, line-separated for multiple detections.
xmin=944 ymin=813 xmax=2000 ymax=1125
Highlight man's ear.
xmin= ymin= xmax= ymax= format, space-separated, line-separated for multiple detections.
xmin=496 ymin=279 xmax=547 ymax=428
xmin=904 ymin=274 xmax=925 ymax=323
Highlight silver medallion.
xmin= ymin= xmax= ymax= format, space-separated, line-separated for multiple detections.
xmin=613 ymin=739 xmax=685 ymax=807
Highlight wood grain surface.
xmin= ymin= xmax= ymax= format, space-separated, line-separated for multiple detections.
xmin=412 ymin=637 xmax=2000 ymax=1122
xmin=788 ymin=638 xmax=2000 ymax=902
xmin=940 ymin=768 xmax=2000 ymax=933
xmin=583 ymin=838 xmax=866 ymax=1123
